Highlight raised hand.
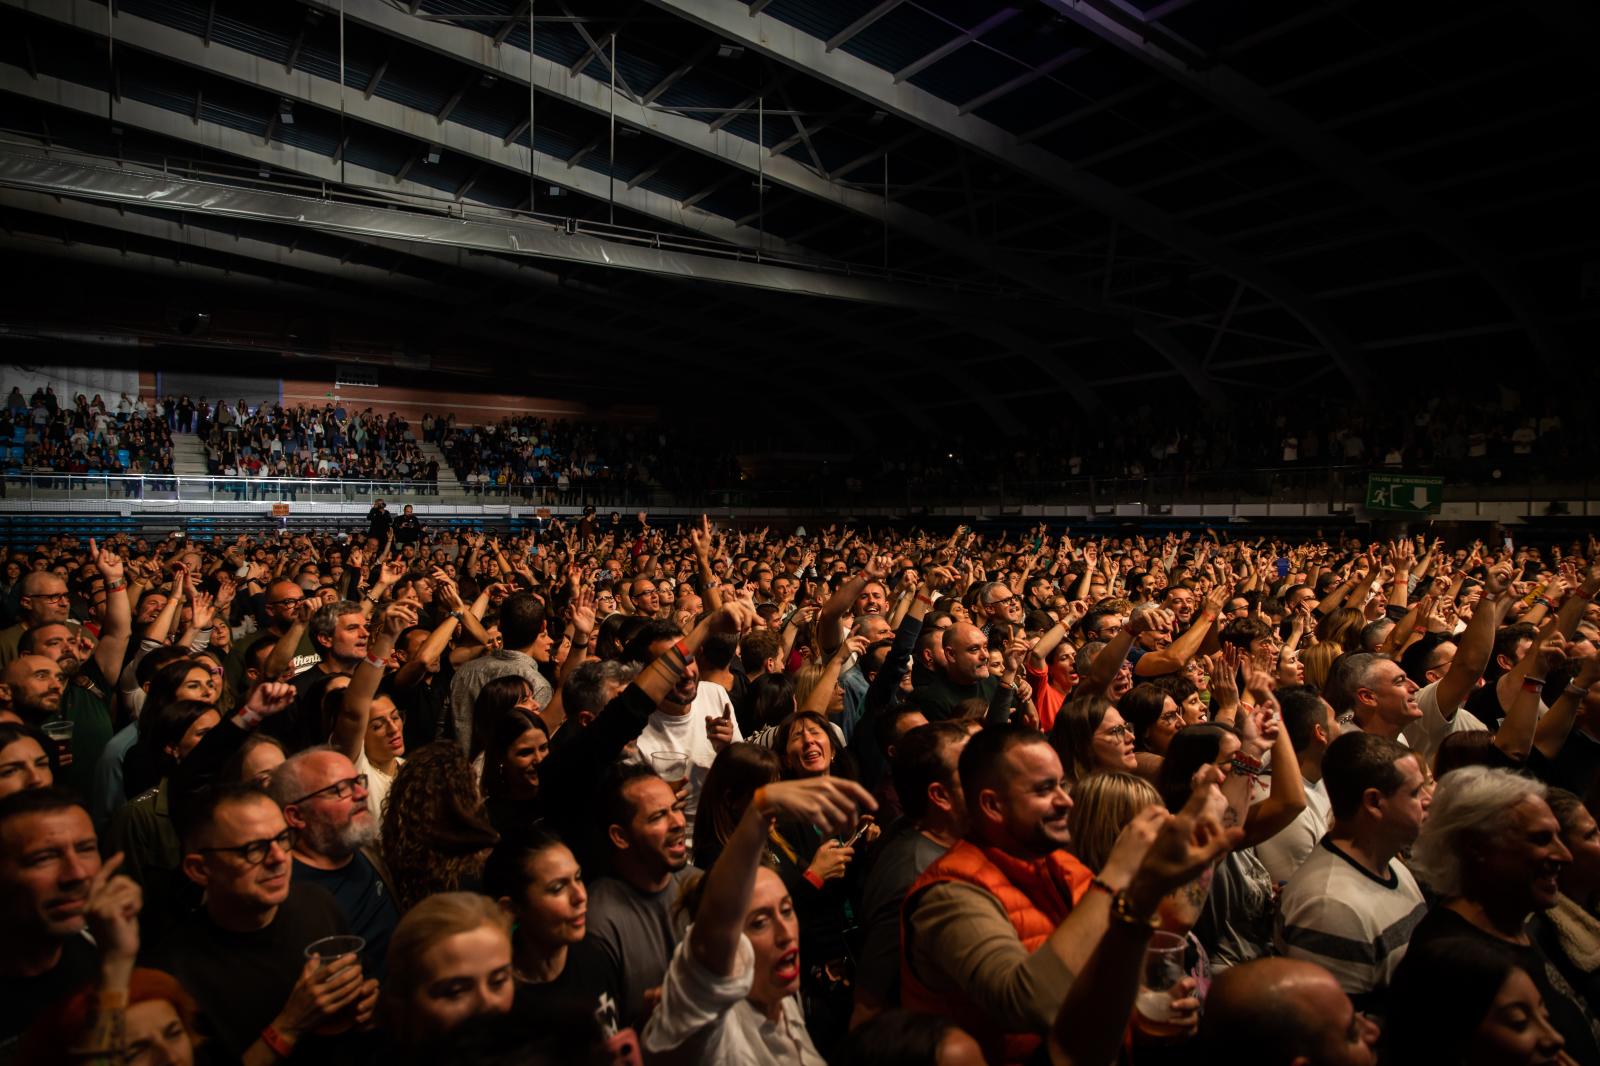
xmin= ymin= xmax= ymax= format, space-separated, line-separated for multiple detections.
xmin=1128 ymin=765 xmax=1241 ymax=911
xmin=84 ymin=852 xmax=142 ymax=971
xmin=241 ymin=681 xmax=298 ymax=720
xmin=190 ymin=590 xmax=216 ymax=631
xmin=569 ymin=585 xmax=597 ymax=638
xmin=709 ymin=601 xmax=760 ymax=636
xmin=756 ymin=776 xmax=876 ymax=837
xmin=690 ymin=514 xmax=714 ymax=559
xmin=89 ymin=537 xmax=126 ymax=585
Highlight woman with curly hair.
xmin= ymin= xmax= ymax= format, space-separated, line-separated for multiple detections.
xmin=381 ymin=740 xmax=501 ymax=912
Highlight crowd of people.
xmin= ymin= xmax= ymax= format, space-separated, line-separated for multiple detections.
xmin=202 ymin=402 xmax=435 ymax=490
xmin=1 ymin=386 xmax=174 ymax=481
xmin=433 ymin=413 xmax=740 ymax=503
xmin=1 ymin=512 xmax=1599 ymax=1064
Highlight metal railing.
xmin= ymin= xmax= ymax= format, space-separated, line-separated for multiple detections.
xmin=0 ymin=464 xmax=1590 ymax=515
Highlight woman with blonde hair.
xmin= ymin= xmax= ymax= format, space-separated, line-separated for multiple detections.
xmin=383 ymin=891 xmax=516 ymax=1043
xmin=1300 ymin=640 xmax=1342 ymax=692
xmin=1065 ymin=771 xmax=1163 ymax=873
xmin=1318 ymin=608 xmax=1365 ymax=651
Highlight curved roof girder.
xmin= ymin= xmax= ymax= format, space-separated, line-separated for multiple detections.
xmin=295 ymin=0 xmax=1153 ymax=410
xmin=5 ymin=0 xmax=794 ymax=256
xmin=640 ymin=0 xmax=1370 ymax=395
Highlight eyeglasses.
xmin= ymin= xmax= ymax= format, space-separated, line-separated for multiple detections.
xmin=288 ymin=774 xmax=368 ymax=805
xmin=1097 ymin=724 xmax=1133 ymax=741
xmin=268 ymin=596 xmax=304 ymax=607
xmin=27 ymin=592 xmax=69 ymax=602
xmin=199 ymin=828 xmax=296 ymax=865
xmin=1157 ymin=710 xmax=1185 ymax=726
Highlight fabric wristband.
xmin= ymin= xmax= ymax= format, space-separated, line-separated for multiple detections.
xmin=803 ymin=870 xmax=825 ymax=890
xmin=259 ymin=1025 xmax=295 ymax=1058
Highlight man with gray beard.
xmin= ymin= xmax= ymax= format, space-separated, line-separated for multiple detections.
xmin=268 ymin=747 xmax=397 ymax=976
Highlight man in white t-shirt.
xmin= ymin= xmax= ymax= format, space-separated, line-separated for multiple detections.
xmin=1258 ymin=686 xmax=1339 ymax=886
xmin=631 ymin=625 xmax=740 ymax=848
xmin=1277 ymin=733 xmax=1427 ymax=1011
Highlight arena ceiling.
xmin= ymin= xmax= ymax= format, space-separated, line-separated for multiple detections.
xmin=0 ymin=0 xmax=1595 ymax=434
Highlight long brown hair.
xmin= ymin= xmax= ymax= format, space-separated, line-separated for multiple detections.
xmin=382 ymin=741 xmax=497 ymax=911
xmin=693 ymin=743 xmax=780 ymax=870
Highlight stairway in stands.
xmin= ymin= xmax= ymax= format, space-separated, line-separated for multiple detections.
xmin=416 ymin=438 xmax=467 ymax=496
xmin=172 ymin=432 xmax=209 ymax=478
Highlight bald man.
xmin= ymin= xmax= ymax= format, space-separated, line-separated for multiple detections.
xmin=0 ymin=570 xmax=72 ymax=668
xmin=910 ymin=622 xmax=1017 ymax=723
xmin=1200 ymin=958 xmax=1379 ymax=1066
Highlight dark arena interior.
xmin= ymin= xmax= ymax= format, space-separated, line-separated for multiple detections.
xmin=1 ymin=1 xmax=1598 ymax=1063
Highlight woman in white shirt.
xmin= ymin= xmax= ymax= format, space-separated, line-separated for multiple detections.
xmin=332 ymin=601 xmax=416 ymax=831
xmin=642 ymin=776 xmax=875 ymax=1065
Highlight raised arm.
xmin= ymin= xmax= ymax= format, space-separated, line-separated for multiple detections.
xmin=89 ymin=539 xmax=132 ymax=682
xmin=334 ymin=602 xmax=416 ymax=762
xmin=1436 ymin=561 xmax=1515 ymax=718
xmin=1046 ymin=771 xmax=1240 ymax=1066
xmin=1494 ymin=626 xmax=1566 ymax=762
xmin=690 ymin=777 xmax=874 ymax=976
xmin=1134 ymin=587 xmax=1225 ymax=678
xmin=263 ymin=598 xmax=315 ymax=681
xmin=817 ymin=554 xmax=891 ymax=655
xmin=688 ymin=515 xmax=724 ymax=615
xmin=1533 ymin=657 xmax=1600 ymax=762
xmin=801 ymin=634 xmax=868 ymax=716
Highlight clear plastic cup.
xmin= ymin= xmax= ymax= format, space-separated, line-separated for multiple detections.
xmin=40 ymin=719 xmax=74 ymax=768
xmin=304 ymin=934 xmax=366 ymax=970
xmin=650 ymin=751 xmax=690 ymax=790
xmin=1134 ymin=930 xmax=1189 ymax=1036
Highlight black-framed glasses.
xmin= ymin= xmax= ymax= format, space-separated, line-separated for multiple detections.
xmin=199 ymin=828 xmax=296 ymax=865
xmin=288 ymin=774 xmax=368 ymax=806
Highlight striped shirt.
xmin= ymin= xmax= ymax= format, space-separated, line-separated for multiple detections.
xmin=1276 ymin=837 xmax=1427 ymax=1006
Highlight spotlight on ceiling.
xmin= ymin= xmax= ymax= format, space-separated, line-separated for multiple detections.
xmin=278 ymin=99 xmax=295 ymax=125
xmin=716 ymin=44 xmax=744 ymax=59
xmin=425 ymin=146 xmax=442 ymax=164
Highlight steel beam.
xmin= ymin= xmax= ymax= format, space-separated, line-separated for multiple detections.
xmin=272 ymin=0 xmax=1223 ymax=405
xmin=640 ymin=0 xmax=1368 ymax=393
xmin=825 ymin=0 xmax=903 ymax=52
xmin=893 ymin=8 xmax=1019 ymax=84
xmin=0 ymin=146 xmax=1030 ymax=318
xmin=3 ymin=2 xmax=793 ymax=254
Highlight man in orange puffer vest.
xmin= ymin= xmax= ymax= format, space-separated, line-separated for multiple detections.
xmin=900 ymin=725 xmax=1154 ymax=1065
